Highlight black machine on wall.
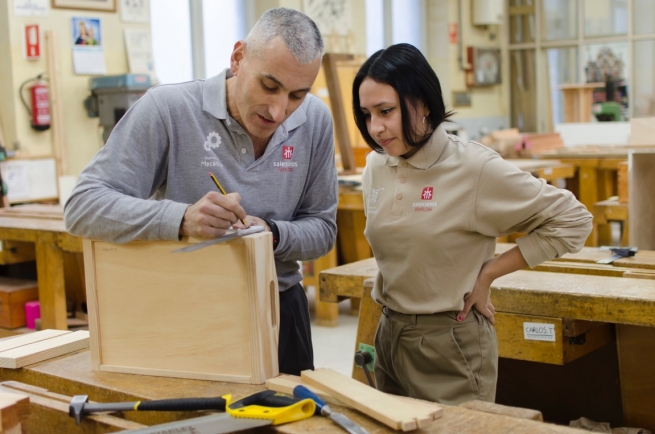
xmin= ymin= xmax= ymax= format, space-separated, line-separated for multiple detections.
xmin=84 ymin=74 xmax=152 ymax=143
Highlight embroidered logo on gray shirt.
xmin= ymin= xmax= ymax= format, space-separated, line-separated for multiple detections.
xmin=203 ymin=131 xmax=221 ymax=152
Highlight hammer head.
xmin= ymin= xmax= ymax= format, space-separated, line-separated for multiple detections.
xmin=69 ymin=395 xmax=90 ymax=425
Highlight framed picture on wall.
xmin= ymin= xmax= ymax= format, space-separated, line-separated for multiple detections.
xmin=52 ymin=0 xmax=116 ymax=12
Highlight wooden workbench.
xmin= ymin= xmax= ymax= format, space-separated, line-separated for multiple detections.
xmin=0 ymin=213 xmax=81 ymax=330
xmin=319 ymin=244 xmax=655 ymax=429
xmin=0 ymin=350 xmax=588 ymax=433
xmin=535 ymin=147 xmax=633 ymax=246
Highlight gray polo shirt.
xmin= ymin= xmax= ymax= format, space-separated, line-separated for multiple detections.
xmin=65 ymin=69 xmax=338 ymax=291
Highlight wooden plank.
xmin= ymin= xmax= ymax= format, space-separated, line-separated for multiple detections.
xmin=618 ymin=161 xmax=628 ymax=203
xmin=244 ymin=233 xmax=279 ymax=384
xmin=267 ymin=374 xmax=445 ymax=416
xmin=82 ymin=238 xmax=102 ymax=371
xmin=35 ymin=240 xmax=68 ymax=330
xmin=0 ymin=381 xmax=146 ymax=433
xmin=301 ymin=368 xmax=442 ymax=431
xmin=0 ymin=204 xmax=64 ymax=220
xmin=0 ymin=330 xmax=89 ymax=368
xmin=0 ymin=391 xmax=29 ymax=432
xmin=458 ymin=400 xmax=542 ymax=422
xmin=45 ymin=31 xmax=66 ymax=178
xmin=322 ymin=53 xmax=356 ymax=174
xmin=303 ymin=248 xmax=339 ymax=327
xmin=0 ymin=330 xmax=70 ymax=353
xmin=629 ymin=152 xmax=655 ymax=250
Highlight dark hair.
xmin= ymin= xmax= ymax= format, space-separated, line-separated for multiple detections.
xmin=352 ymin=43 xmax=454 ymax=154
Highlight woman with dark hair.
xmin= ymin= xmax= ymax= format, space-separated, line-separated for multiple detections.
xmin=353 ymin=43 xmax=592 ymax=405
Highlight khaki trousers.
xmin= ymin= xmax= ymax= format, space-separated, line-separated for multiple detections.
xmin=374 ymin=307 xmax=498 ymax=405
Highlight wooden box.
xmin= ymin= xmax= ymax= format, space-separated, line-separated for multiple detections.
xmin=0 ymin=277 xmax=39 ymax=329
xmin=496 ymin=313 xmax=614 ymax=365
xmin=83 ymin=232 xmax=279 ymax=384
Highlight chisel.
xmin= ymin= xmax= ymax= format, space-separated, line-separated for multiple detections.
xmin=293 ymin=385 xmax=370 ymax=434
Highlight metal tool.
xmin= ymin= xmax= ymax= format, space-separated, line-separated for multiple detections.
xmin=293 ymin=385 xmax=369 ymax=434
xmin=69 ymin=394 xmax=227 ymax=425
xmin=596 ymin=246 xmax=637 ymax=264
xmin=354 ymin=350 xmax=375 ymax=387
xmin=117 ymin=413 xmax=271 ymax=433
xmin=171 ymin=225 xmax=264 ymax=253
xmin=71 ymin=390 xmax=315 ymax=433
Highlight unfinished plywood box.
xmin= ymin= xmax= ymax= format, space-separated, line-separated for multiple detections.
xmin=0 ymin=278 xmax=38 ymax=329
xmin=83 ymin=232 xmax=279 ymax=384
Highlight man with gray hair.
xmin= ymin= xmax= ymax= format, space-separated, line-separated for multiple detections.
xmin=65 ymin=8 xmax=337 ymax=375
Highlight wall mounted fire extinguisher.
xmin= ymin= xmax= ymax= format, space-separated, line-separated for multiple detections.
xmin=19 ymin=73 xmax=50 ymax=131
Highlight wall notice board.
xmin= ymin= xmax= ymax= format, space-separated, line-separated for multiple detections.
xmin=0 ymin=158 xmax=58 ymax=204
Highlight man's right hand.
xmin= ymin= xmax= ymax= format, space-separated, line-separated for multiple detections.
xmin=179 ymin=192 xmax=247 ymax=239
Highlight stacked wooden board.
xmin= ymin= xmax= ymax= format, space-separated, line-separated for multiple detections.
xmin=268 ymin=368 xmax=442 ymax=431
xmin=0 ymin=330 xmax=89 ymax=369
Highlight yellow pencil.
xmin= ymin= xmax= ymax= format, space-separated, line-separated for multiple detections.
xmin=208 ymin=172 xmax=246 ymax=226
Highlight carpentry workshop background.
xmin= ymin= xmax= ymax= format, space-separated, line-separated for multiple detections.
xmin=0 ymin=0 xmax=654 ymax=433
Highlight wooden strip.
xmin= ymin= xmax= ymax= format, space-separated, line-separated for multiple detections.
xmin=267 ymin=374 xmax=442 ymax=416
xmin=0 ymin=330 xmax=70 ymax=353
xmin=0 ymin=381 xmax=146 ymax=431
xmin=0 ymin=391 xmax=29 ymax=431
xmin=244 ymin=233 xmax=279 ymax=384
xmin=44 ymin=30 xmax=66 ymax=178
xmin=323 ymin=53 xmax=356 ymax=174
xmin=301 ymin=368 xmax=441 ymax=431
xmin=267 ymin=375 xmax=340 ymax=406
xmin=0 ymin=331 xmax=89 ymax=369
xmin=82 ymin=238 xmax=102 ymax=371
xmin=459 ymin=400 xmax=543 ymax=421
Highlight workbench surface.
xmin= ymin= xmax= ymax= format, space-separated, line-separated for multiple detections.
xmin=0 ymin=350 xmax=588 ymax=433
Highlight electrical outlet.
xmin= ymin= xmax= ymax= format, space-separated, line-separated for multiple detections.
xmin=357 ymin=343 xmax=376 ymax=372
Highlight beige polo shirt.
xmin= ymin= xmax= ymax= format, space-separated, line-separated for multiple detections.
xmin=362 ymin=125 xmax=592 ymax=314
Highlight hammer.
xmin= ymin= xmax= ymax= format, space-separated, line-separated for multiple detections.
xmin=69 ymin=394 xmax=228 ymax=425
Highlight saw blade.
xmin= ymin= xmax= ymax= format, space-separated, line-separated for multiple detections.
xmin=117 ymin=412 xmax=272 ymax=433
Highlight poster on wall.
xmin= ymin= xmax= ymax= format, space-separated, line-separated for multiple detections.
xmin=303 ymin=0 xmax=352 ymax=36
xmin=124 ymin=28 xmax=154 ymax=75
xmin=71 ymin=17 xmax=107 ymax=75
xmin=14 ymin=0 xmax=49 ymax=16
xmin=120 ymin=0 xmax=150 ymax=23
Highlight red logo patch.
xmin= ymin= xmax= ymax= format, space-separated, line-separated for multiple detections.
xmin=282 ymin=146 xmax=294 ymax=160
xmin=421 ymin=187 xmax=433 ymax=200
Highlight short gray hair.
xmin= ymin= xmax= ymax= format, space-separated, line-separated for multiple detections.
xmin=245 ymin=8 xmax=324 ymax=64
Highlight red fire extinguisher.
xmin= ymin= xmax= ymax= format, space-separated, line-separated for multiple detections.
xmin=20 ymin=74 xmax=51 ymax=131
